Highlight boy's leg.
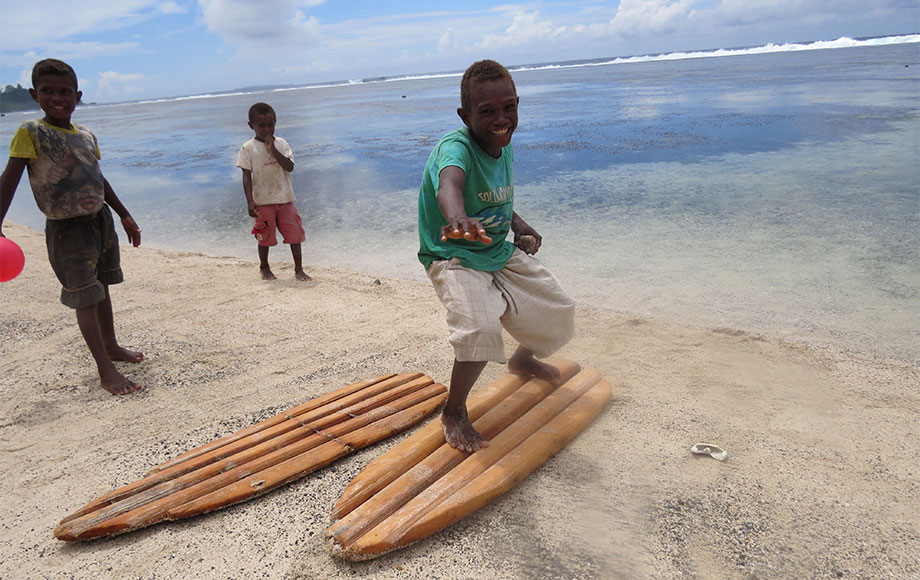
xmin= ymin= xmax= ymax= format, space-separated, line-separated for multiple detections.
xmin=76 ymin=303 xmax=141 ymax=395
xmin=289 ymin=243 xmax=311 ymax=281
xmin=258 ymin=245 xmax=276 ymax=280
xmin=46 ymin=208 xmax=141 ymax=395
xmin=96 ymin=285 xmax=143 ymax=363
xmin=426 ymin=259 xmax=507 ymax=452
xmin=274 ymin=203 xmax=309 ymax=281
xmin=443 ymin=359 xmax=489 ymax=453
xmin=253 ymin=205 xmax=278 ymax=280
xmin=498 ymin=251 xmax=575 ymax=384
xmin=508 ymin=346 xmax=562 ymax=385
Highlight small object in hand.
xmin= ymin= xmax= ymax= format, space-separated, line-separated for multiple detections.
xmin=516 ymin=234 xmax=538 ymax=255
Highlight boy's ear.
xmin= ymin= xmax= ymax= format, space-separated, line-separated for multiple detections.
xmin=248 ymin=121 xmax=255 ymax=130
xmin=75 ymin=90 xmax=83 ymax=104
xmin=456 ymin=107 xmax=470 ymax=128
xmin=29 ymin=88 xmax=38 ymax=103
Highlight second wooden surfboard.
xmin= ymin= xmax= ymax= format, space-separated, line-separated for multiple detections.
xmin=55 ymin=372 xmax=446 ymax=541
xmin=326 ymin=360 xmax=610 ymax=560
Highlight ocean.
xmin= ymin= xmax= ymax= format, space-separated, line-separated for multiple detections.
xmin=2 ymin=36 xmax=918 ymax=360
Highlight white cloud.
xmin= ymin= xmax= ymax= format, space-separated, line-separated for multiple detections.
xmin=159 ymin=1 xmax=188 ymax=14
xmin=609 ymin=0 xmax=696 ymax=37
xmin=0 ymin=1 xmax=164 ymax=50
xmin=43 ymin=41 xmax=141 ymax=60
xmin=438 ymin=28 xmax=455 ymax=52
xmin=473 ymin=2 xmax=698 ymax=54
xmin=17 ymin=68 xmax=33 ymax=89
xmin=464 ymin=0 xmax=910 ymax=57
xmin=709 ymin=0 xmax=886 ymax=27
xmin=198 ymin=0 xmax=322 ymax=48
xmin=5 ymin=42 xmax=141 ymax=92
xmin=478 ymin=11 xmax=566 ymax=50
xmin=97 ymin=70 xmax=147 ymax=95
xmin=0 ymin=0 xmax=179 ymax=97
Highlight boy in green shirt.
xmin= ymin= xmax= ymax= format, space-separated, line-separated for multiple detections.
xmin=418 ymin=60 xmax=575 ymax=452
xmin=0 ymin=59 xmax=144 ymax=395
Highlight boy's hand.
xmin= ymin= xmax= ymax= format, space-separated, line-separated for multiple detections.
xmin=248 ymin=202 xmax=260 ymax=218
xmin=121 ymin=215 xmax=142 ymax=247
xmin=440 ymin=217 xmax=492 ymax=245
xmin=511 ymin=214 xmax=542 ymax=253
xmin=513 ymin=228 xmax=542 ymax=254
xmin=262 ymin=137 xmax=294 ymax=172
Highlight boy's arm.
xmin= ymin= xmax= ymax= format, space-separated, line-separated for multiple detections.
xmin=103 ymin=178 xmax=142 ymax=247
xmin=511 ymin=211 xmax=542 ymax=252
xmin=0 ymin=157 xmax=28 ymax=237
xmin=241 ymin=169 xmax=259 ymax=217
xmin=436 ymin=166 xmax=492 ymax=244
xmin=265 ymin=136 xmax=294 ymax=173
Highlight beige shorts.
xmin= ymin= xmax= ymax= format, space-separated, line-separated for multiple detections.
xmin=426 ymin=249 xmax=575 ymax=363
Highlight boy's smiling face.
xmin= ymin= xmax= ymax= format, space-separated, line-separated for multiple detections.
xmin=30 ymin=74 xmax=81 ymax=128
xmin=249 ymin=112 xmax=276 ymax=142
xmin=458 ymin=78 xmax=518 ymax=158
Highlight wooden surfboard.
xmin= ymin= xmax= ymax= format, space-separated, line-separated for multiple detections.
xmin=326 ymin=360 xmax=611 ymax=560
xmin=55 ymin=372 xmax=447 ymax=541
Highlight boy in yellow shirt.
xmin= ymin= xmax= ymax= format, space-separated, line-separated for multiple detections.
xmin=0 ymin=59 xmax=144 ymax=395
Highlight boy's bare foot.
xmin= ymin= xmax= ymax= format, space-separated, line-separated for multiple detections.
xmin=442 ymin=411 xmax=489 ymax=453
xmin=108 ymin=345 xmax=144 ymax=363
xmin=260 ymin=266 xmax=277 ymax=280
xmin=295 ymin=269 xmax=312 ymax=281
xmin=508 ymin=350 xmax=562 ymax=385
xmin=100 ymin=367 xmax=142 ymax=395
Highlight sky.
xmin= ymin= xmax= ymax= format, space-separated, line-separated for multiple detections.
xmin=1 ymin=0 xmax=917 ymax=103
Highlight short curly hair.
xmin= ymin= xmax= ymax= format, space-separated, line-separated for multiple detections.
xmin=248 ymin=102 xmax=276 ymax=123
xmin=460 ymin=60 xmax=516 ymax=112
xmin=31 ymin=59 xmax=78 ymax=91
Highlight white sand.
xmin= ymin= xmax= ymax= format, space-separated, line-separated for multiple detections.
xmin=1 ymin=222 xmax=917 ymax=579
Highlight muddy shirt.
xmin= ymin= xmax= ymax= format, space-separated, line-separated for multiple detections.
xmin=236 ymin=136 xmax=296 ymax=206
xmin=9 ymin=119 xmax=105 ymax=220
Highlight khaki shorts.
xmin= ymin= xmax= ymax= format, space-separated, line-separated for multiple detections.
xmin=426 ymin=249 xmax=575 ymax=363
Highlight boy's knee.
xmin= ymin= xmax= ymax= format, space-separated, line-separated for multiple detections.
xmin=61 ymin=282 xmax=106 ymax=309
xmin=449 ymin=322 xmax=506 ymax=363
xmin=97 ymin=267 xmax=124 ymax=286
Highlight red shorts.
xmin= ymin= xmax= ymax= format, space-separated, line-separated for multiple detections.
xmin=252 ymin=202 xmax=306 ymax=246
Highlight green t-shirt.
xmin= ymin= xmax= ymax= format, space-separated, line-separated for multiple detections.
xmin=417 ymin=128 xmax=515 ymax=271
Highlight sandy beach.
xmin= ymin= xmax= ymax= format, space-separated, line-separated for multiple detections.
xmin=0 ymin=221 xmax=917 ymax=579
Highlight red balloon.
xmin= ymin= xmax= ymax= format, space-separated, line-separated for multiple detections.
xmin=0 ymin=237 xmax=25 ymax=282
